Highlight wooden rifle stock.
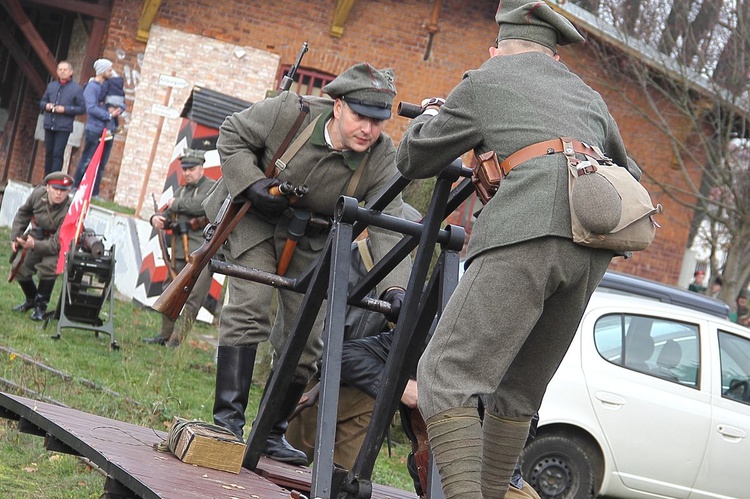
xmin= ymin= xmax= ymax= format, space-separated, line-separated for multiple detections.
xmin=153 ymin=197 xmax=251 ymax=320
xmin=152 ymin=193 xmax=177 ymax=280
xmin=8 ymin=233 xmax=30 ymax=283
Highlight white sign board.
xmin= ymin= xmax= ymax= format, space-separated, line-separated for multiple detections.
xmin=158 ymin=75 xmax=189 ymax=88
xmin=151 ymin=104 xmax=180 ymax=119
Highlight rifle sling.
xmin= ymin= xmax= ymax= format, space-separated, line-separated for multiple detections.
xmin=264 ymin=97 xmax=310 ymax=178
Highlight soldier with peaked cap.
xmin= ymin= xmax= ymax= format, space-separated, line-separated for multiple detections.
xmin=10 ymin=172 xmax=74 ymax=321
xmin=202 ymin=62 xmax=411 ymax=464
xmin=396 ymin=1 xmax=642 ymax=497
xmin=143 ymin=149 xmax=215 ymax=347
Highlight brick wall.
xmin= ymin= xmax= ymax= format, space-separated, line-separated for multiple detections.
xmin=113 ymin=25 xmax=278 ymax=214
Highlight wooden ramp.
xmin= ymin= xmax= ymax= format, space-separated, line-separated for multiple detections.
xmin=0 ymin=392 xmax=416 ymax=499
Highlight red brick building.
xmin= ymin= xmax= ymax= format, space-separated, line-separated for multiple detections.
xmin=0 ymin=0 xmax=703 ymax=284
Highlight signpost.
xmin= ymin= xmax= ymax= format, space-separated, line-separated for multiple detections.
xmin=135 ymin=73 xmax=189 ymax=217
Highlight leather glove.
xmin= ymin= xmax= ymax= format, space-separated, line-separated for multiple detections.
xmin=243 ymin=178 xmax=290 ymax=216
xmin=380 ymin=287 xmax=406 ymax=323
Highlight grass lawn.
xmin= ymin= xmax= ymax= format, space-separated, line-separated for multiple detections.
xmin=0 ymin=226 xmax=413 ymax=497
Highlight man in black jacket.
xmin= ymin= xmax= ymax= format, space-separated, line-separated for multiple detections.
xmin=40 ymin=61 xmax=85 ymax=175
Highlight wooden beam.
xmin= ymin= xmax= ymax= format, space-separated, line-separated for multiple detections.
xmin=80 ymin=15 xmax=107 ymax=83
xmin=0 ymin=19 xmax=47 ymax=95
xmin=20 ymin=0 xmax=110 ymax=19
xmin=330 ymin=0 xmax=357 ymax=38
xmin=137 ymin=0 xmax=161 ymax=42
xmin=1 ymin=0 xmax=58 ymax=76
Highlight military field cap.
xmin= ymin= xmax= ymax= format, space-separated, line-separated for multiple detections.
xmin=323 ymin=63 xmax=397 ymax=120
xmin=179 ymin=149 xmax=205 ymax=168
xmin=495 ymin=0 xmax=585 ymax=52
xmin=93 ymin=58 xmax=113 ymax=76
xmin=44 ymin=172 xmax=74 ymax=190
xmin=739 ymin=289 xmax=749 ymax=299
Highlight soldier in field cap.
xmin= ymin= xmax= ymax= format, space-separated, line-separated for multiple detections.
xmin=202 ymin=61 xmax=411 ymax=465
xmin=10 ymin=172 xmax=73 ymax=321
xmin=143 ymin=148 xmax=214 ymax=348
xmin=396 ymin=2 xmax=643 ymax=497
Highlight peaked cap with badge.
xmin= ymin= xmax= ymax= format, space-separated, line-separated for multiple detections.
xmin=179 ymin=148 xmax=206 ymax=168
xmin=495 ymin=0 xmax=585 ymax=51
xmin=43 ymin=172 xmax=74 ymax=190
xmin=323 ymin=63 xmax=397 ymax=120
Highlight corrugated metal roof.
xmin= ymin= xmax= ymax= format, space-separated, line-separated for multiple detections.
xmin=180 ymin=86 xmax=253 ymax=129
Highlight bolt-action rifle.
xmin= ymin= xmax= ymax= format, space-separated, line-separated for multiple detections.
xmin=8 ymin=234 xmax=29 ymax=283
xmin=152 ymin=193 xmax=178 ymax=281
xmin=153 ymin=42 xmax=310 ymax=320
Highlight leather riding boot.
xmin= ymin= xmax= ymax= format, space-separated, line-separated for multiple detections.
xmin=263 ymin=380 xmax=309 ymax=465
xmin=425 ymin=407 xmax=483 ymax=499
xmin=13 ymin=280 xmax=37 ymax=312
xmin=481 ymin=411 xmax=531 ymax=499
xmin=31 ymin=279 xmax=56 ymax=321
xmin=212 ymin=345 xmax=256 ymax=440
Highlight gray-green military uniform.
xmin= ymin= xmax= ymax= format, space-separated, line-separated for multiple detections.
xmin=205 ymin=64 xmax=411 ymax=465
xmin=152 ymin=174 xmax=215 ymax=345
xmin=205 ymin=92 xmax=410 ymax=382
xmin=11 ymin=185 xmax=71 ymax=280
xmin=396 ymin=2 xmax=642 ymax=498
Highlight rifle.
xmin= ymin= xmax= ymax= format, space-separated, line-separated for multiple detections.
xmin=153 ymin=42 xmax=310 ymax=320
xmin=8 ymin=235 xmax=28 ymax=283
xmin=152 ymin=193 xmax=178 ymax=280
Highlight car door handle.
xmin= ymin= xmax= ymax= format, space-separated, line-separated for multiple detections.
xmin=717 ymin=425 xmax=746 ymax=442
xmin=595 ymin=391 xmax=626 ymax=409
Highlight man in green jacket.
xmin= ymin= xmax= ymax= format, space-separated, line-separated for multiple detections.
xmin=203 ymin=62 xmax=411 ymax=465
xmin=143 ymin=149 xmax=215 ymax=347
xmin=11 ymin=172 xmax=74 ymax=321
xmin=396 ymin=2 xmax=641 ymax=497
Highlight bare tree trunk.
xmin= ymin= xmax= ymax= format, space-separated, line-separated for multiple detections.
xmin=713 ymin=0 xmax=750 ymax=95
xmin=658 ymin=0 xmax=695 ymax=55
xmin=620 ymin=0 xmax=642 ymax=36
xmin=682 ymin=0 xmax=723 ymax=65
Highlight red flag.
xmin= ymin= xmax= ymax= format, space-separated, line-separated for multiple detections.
xmin=56 ymin=129 xmax=107 ymax=274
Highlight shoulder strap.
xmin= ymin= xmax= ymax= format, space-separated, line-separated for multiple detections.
xmin=356 ymin=238 xmax=375 ymax=271
xmin=345 ymin=151 xmax=370 ymax=198
xmin=273 ymin=115 xmax=321 ymax=177
xmin=264 ymin=97 xmax=310 ymax=178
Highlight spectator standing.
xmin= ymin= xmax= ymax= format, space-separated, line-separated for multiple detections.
xmin=688 ymin=270 xmax=707 ymax=293
xmin=72 ymin=58 xmax=124 ymax=199
xmin=40 ymin=61 xmax=85 ymax=175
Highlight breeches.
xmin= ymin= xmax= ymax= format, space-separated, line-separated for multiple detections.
xmin=417 ymin=237 xmax=612 ymax=420
xmin=17 ymin=250 xmax=58 ymax=281
xmin=219 ymin=227 xmax=327 ymax=383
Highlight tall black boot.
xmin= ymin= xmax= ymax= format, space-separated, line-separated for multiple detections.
xmin=13 ymin=280 xmax=37 ymax=312
xmin=212 ymin=345 xmax=256 ymax=440
xmin=31 ymin=279 xmax=56 ymax=321
xmin=263 ymin=380 xmax=309 ymax=465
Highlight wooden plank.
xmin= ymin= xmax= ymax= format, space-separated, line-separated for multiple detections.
xmin=0 ymin=392 xmax=290 ymax=499
xmin=0 ymin=392 xmax=418 ymax=499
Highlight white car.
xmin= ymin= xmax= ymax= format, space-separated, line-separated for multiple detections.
xmin=521 ymin=285 xmax=750 ymax=499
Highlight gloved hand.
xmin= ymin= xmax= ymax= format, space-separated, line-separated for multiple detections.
xmin=243 ymin=177 xmax=290 ymax=216
xmin=380 ymin=287 xmax=406 ymax=323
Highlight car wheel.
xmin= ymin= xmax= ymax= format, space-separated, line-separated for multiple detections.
xmin=521 ymin=433 xmax=600 ymax=499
